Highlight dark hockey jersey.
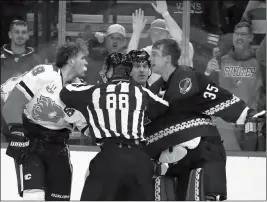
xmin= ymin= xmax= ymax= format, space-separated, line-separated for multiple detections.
xmin=145 ymin=66 xmax=247 ymax=158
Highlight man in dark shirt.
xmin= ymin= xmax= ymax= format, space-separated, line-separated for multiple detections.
xmin=1 ymin=20 xmax=42 ymax=140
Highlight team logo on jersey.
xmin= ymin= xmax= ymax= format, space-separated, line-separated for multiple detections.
xmin=46 ymin=84 xmax=57 ymax=94
xmin=179 ymin=77 xmax=192 ymax=94
xmin=32 ymin=95 xmax=65 ymax=123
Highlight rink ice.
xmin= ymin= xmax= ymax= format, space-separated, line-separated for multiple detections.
xmin=1 ymin=149 xmax=266 ymax=200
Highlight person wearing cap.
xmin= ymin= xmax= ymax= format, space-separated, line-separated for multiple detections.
xmin=127 ymin=1 xmax=194 ymax=85
xmin=84 ymin=23 xmax=128 ymax=85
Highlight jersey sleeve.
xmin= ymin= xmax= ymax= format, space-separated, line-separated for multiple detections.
xmin=63 ymin=107 xmax=89 ymax=136
xmin=16 ymin=65 xmax=55 ymax=101
xmin=60 ymin=83 xmax=94 ymax=109
xmin=196 ymin=72 xmax=247 ymax=123
xmin=141 ymin=86 xmax=169 ymax=122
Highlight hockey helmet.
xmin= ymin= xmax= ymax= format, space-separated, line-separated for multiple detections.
xmin=100 ymin=52 xmax=132 ymax=83
xmin=127 ymin=50 xmax=151 ymax=68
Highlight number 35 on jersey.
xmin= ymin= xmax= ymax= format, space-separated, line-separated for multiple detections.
xmin=203 ymin=84 xmax=218 ymax=100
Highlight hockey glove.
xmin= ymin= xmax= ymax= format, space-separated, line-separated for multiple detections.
xmin=245 ymin=109 xmax=266 ymax=133
xmin=6 ymin=124 xmax=30 ymax=164
xmin=240 ymin=110 xmax=266 ymax=151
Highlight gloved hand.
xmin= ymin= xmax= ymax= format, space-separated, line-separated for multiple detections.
xmin=6 ymin=124 xmax=30 ymax=164
xmin=245 ymin=109 xmax=266 ymax=134
xmin=240 ymin=109 xmax=266 ymax=151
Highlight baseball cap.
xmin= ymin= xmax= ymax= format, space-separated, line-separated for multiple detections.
xmin=106 ymin=24 xmax=126 ymax=38
xmin=150 ymin=19 xmax=169 ymax=31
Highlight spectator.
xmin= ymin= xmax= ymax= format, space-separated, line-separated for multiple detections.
xmin=256 ymin=36 xmax=266 ymax=111
xmin=85 ymin=24 xmax=127 ymax=85
xmin=78 ymin=24 xmax=93 ymax=40
xmin=206 ymin=22 xmax=262 ymax=109
xmin=241 ymin=0 xmax=266 ymax=49
xmin=206 ymin=22 xmax=262 ymax=150
xmin=127 ymin=1 xmax=194 ymax=85
xmin=1 ymin=20 xmax=42 ymax=140
xmin=77 ymin=24 xmax=102 ymax=49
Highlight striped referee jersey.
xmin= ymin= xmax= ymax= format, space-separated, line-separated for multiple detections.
xmin=60 ymin=79 xmax=169 ymax=141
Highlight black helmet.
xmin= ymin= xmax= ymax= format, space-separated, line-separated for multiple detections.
xmin=127 ymin=50 xmax=151 ymax=68
xmin=100 ymin=52 xmax=132 ymax=83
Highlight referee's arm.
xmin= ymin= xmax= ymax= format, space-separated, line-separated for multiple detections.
xmin=60 ymin=83 xmax=93 ymax=109
xmin=141 ymin=87 xmax=169 ymax=121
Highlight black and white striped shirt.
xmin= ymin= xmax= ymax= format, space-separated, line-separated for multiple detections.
xmin=60 ymin=80 xmax=169 ymax=141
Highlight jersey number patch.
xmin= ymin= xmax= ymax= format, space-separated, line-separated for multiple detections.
xmin=203 ymin=84 xmax=218 ymax=100
xmin=106 ymin=94 xmax=129 ymax=110
xmin=31 ymin=66 xmax=45 ymax=76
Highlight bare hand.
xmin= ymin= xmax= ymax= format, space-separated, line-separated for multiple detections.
xmin=205 ymin=58 xmax=220 ymax=75
xmin=95 ymin=32 xmax=105 ymax=43
xmin=151 ymin=1 xmax=168 ymax=15
xmin=132 ymin=9 xmax=147 ymax=35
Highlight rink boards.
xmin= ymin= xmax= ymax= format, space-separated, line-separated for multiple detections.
xmin=1 ymin=147 xmax=266 ymax=200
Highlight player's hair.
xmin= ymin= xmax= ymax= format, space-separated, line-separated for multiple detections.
xmin=234 ymin=22 xmax=253 ymax=34
xmin=55 ymin=39 xmax=89 ymax=68
xmin=152 ymin=38 xmax=181 ymax=68
xmin=10 ymin=20 xmax=28 ymax=31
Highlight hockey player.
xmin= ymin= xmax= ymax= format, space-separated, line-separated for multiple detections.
xmin=60 ymin=52 xmax=169 ymax=201
xmin=127 ymin=1 xmax=194 ymax=85
xmin=100 ymin=50 xmax=152 ymax=88
xmin=2 ymin=40 xmax=88 ymax=200
xmin=145 ymin=38 xmax=265 ymax=201
xmin=128 ymin=50 xmax=152 ymax=88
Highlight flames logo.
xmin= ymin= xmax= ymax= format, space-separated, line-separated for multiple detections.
xmin=32 ymin=95 xmax=65 ymax=123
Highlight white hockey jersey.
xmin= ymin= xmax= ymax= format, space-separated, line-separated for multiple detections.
xmin=16 ymin=64 xmax=87 ymax=132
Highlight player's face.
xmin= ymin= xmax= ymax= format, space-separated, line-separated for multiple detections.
xmin=150 ymin=28 xmax=169 ymax=44
xmin=106 ymin=33 xmax=126 ymax=54
xmin=130 ymin=61 xmax=150 ymax=85
xmin=72 ymin=52 xmax=88 ymax=77
xmin=233 ymin=27 xmax=253 ymax=50
xmin=9 ymin=25 xmax=29 ymax=46
xmin=151 ymin=47 xmax=166 ymax=75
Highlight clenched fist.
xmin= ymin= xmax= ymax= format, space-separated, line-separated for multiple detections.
xmin=205 ymin=58 xmax=220 ymax=76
